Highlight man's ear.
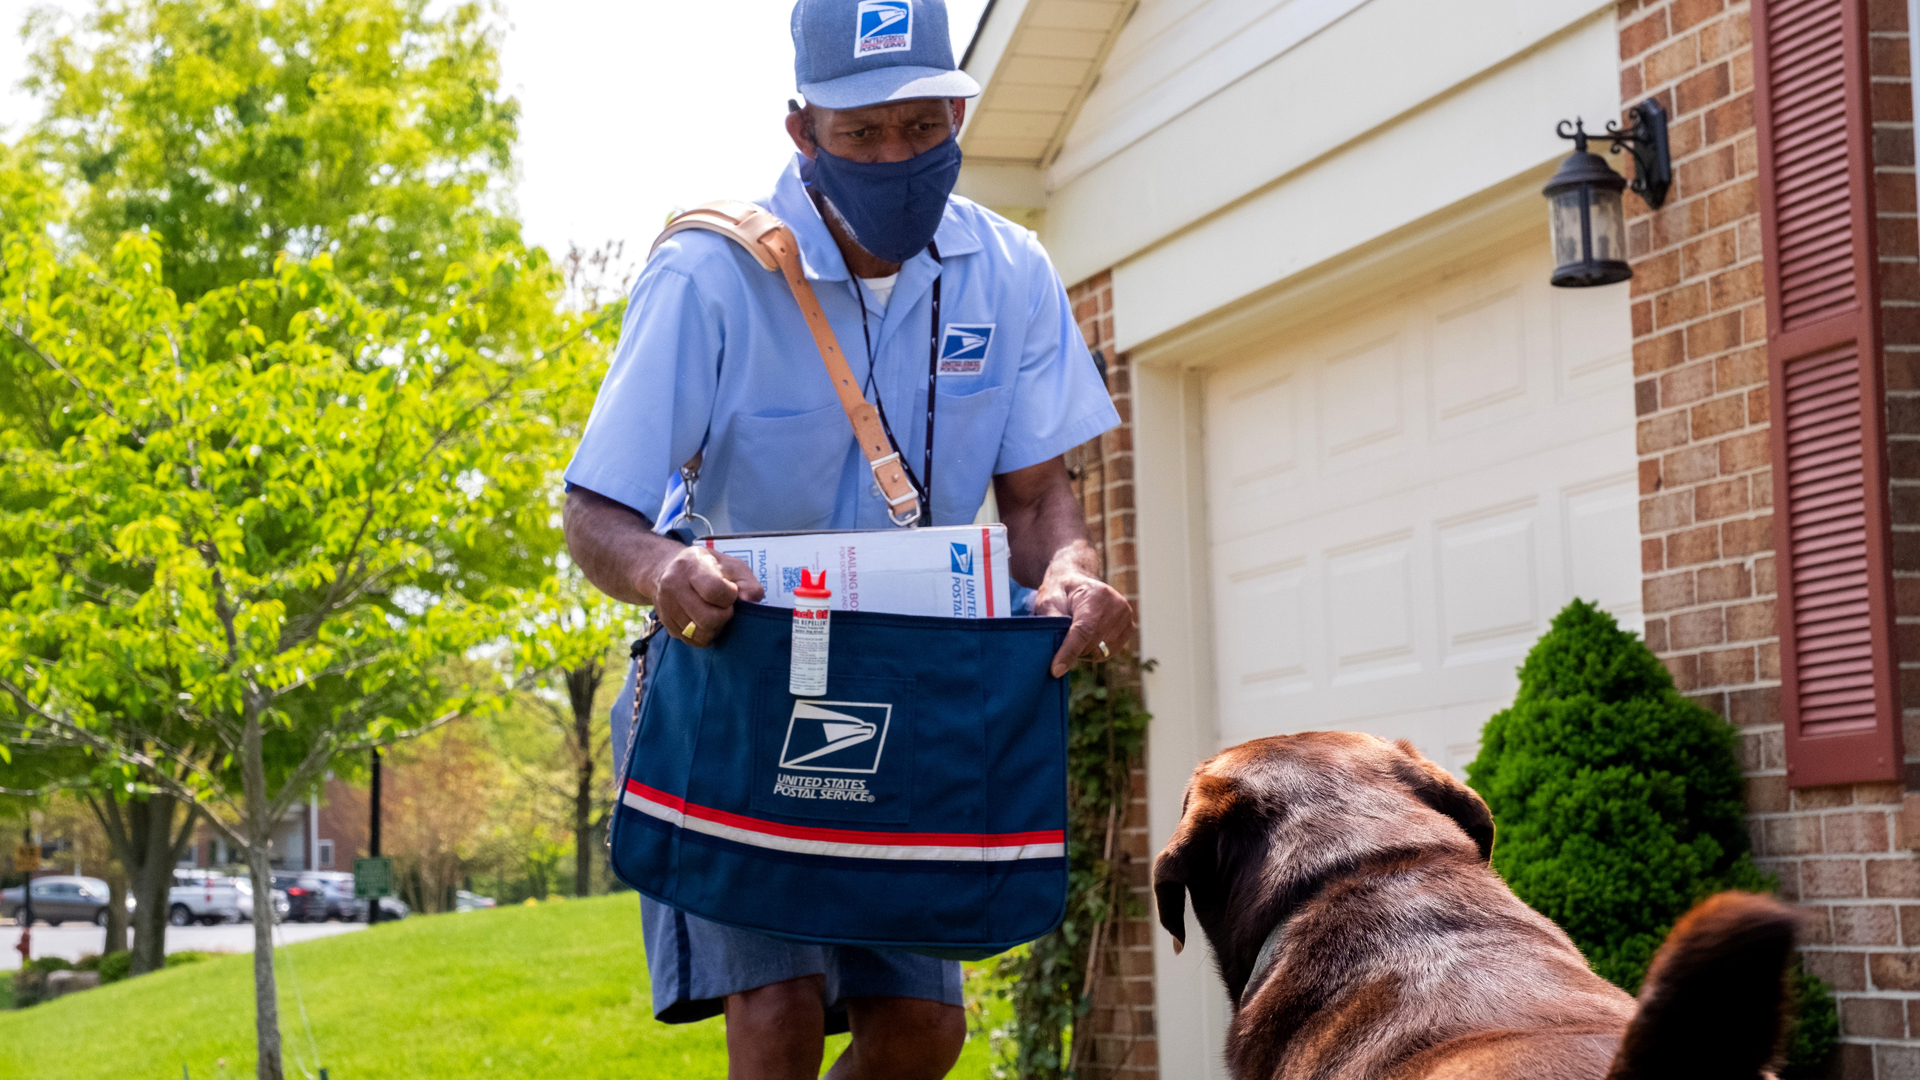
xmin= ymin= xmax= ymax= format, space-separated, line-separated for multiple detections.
xmin=1391 ymin=740 xmax=1494 ymax=861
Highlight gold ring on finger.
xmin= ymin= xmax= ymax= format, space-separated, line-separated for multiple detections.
xmin=1097 ymin=641 xmax=1110 ymax=660
xmin=682 ymin=620 xmax=699 ymax=640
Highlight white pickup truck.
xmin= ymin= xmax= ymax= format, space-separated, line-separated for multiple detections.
xmin=168 ymin=870 xmax=242 ymax=926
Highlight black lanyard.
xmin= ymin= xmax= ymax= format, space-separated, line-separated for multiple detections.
xmin=853 ymin=241 xmax=941 ymax=525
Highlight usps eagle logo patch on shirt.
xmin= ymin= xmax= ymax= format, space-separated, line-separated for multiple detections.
xmin=855 ymin=0 xmax=912 ymax=56
xmin=939 ymin=323 xmax=994 ymax=376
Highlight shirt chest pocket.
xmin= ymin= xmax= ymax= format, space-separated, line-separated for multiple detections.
xmin=911 ymin=383 xmax=1013 ymax=526
xmin=721 ymin=403 xmax=853 ymax=531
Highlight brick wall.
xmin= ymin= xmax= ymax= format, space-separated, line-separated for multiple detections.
xmin=1621 ymin=1 xmax=1920 ymax=1075
xmin=1062 ymin=270 xmax=1157 ymax=1079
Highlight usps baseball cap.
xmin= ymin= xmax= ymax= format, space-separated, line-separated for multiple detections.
xmin=792 ymin=0 xmax=982 ymax=109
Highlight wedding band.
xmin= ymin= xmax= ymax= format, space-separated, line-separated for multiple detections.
xmin=1097 ymin=641 xmax=1110 ymax=659
xmin=682 ymin=620 xmax=699 ymax=640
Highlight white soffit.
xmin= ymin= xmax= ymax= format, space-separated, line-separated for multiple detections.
xmin=1110 ymin=9 xmax=1620 ymax=353
xmin=1044 ymin=0 xmax=1615 ymax=285
xmin=959 ymin=0 xmax=1137 ymax=165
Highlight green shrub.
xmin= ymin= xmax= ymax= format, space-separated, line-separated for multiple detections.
xmin=1782 ymin=962 xmax=1839 ymax=1080
xmin=1467 ymin=600 xmax=1834 ymax=1075
xmin=1467 ymin=599 xmax=1765 ymax=989
xmin=96 ymin=950 xmax=132 ymax=985
xmin=164 ymin=951 xmax=216 ymax=968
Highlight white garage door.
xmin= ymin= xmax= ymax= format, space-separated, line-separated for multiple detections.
xmin=1203 ymin=241 xmax=1640 ymax=773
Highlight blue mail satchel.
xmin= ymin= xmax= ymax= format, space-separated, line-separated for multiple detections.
xmin=608 ymin=601 xmax=1072 ymax=960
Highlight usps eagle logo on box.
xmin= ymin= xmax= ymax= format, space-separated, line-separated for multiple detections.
xmin=856 ymin=0 xmax=912 ymax=57
xmin=939 ymin=323 xmax=994 ymax=376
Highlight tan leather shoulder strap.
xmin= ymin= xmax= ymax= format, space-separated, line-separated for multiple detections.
xmin=651 ymin=201 xmax=921 ymax=526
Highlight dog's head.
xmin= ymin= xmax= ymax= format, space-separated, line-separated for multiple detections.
xmin=1153 ymin=732 xmax=1494 ymax=995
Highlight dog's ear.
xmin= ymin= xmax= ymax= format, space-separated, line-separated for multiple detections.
xmin=1391 ymin=740 xmax=1494 ymax=861
xmin=1153 ymin=840 xmax=1194 ymax=955
xmin=1153 ymin=774 xmax=1233 ymax=954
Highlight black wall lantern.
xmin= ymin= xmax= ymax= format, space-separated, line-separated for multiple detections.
xmin=1545 ymin=98 xmax=1672 ymax=288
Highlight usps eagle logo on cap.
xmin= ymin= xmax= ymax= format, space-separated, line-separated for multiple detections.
xmin=855 ymin=0 xmax=912 ymax=57
xmin=938 ymin=323 xmax=994 ymax=376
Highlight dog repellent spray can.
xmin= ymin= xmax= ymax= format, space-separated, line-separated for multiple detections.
xmin=790 ymin=569 xmax=831 ymax=697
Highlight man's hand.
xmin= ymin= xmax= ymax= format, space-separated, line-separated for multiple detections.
xmin=1034 ymin=558 xmax=1135 ymax=678
xmin=651 ymin=547 xmax=766 ymax=646
xmin=994 ymin=457 xmax=1138 ymax=679
xmin=563 ymin=488 xmax=766 ymax=646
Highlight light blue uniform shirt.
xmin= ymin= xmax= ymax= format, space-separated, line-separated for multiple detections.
xmin=565 ymin=156 xmax=1120 ymax=533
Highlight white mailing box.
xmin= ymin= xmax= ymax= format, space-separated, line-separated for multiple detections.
xmin=699 ymin=524 xmax=1012 ymax=619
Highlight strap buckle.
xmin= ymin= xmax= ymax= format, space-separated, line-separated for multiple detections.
xmin=868 ymin=453 xmax=924 ymax=526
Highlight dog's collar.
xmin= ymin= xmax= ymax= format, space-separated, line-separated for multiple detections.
xmin=1241 ymin=921 xmax=1286 ymax=1003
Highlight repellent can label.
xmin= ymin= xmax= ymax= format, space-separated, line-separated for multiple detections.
xmin=790 ymin=604 xmax=830 ymax=697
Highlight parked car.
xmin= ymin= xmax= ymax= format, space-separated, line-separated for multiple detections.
xmin=373 ymin=895 xmax=409 ymax=921
xmin=233 ymin=876 xmax=289 ymax=923
xmin=454 ymin=890 xmax=496 ymax=913
xmin=168 ymin=869 xmax=242 ymax=926
xmin=311 ymin=871 xmax=367 ymax=921
xmin=270 ymin=873 xmax=332 ymax=922
xmin=1 ymin=876 xmax=127 ymax=927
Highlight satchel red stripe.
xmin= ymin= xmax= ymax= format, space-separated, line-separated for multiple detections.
xmin=624 ymin=779 xmax=1064 ymax=860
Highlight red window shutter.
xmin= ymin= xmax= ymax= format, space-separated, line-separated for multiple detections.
xmin=1754 ymin=0 xmax=1902 ymax=786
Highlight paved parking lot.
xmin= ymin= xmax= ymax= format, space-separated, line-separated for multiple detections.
xmin=0 ymin=920 xmax=364 ymax=969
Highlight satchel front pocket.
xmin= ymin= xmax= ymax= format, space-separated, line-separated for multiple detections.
xmin=750 ymin=670 xmax=916 ymax=826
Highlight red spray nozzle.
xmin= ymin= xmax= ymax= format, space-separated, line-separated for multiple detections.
xmin=793 ymin=569 xmax=831 ymax=599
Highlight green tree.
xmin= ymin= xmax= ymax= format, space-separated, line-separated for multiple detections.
xmin=3 ymin=0 xmax=539 ymax=977
xmin=23 ymin=0 xmax=520 ymax=306
xmin=0 ymin=225 xmax=605 ymax=1078
xmin=508 ymin=565 xmax=635 ymax=897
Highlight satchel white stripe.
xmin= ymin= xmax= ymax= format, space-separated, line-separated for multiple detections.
xmin=623 ymin=789 xmax=1065 ymax=862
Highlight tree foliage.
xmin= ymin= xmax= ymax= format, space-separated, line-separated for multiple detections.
xmin=23 ymin=0 xmax=521 ymax=305
xmin=0 ymin=223 xmax=609 ymax=1077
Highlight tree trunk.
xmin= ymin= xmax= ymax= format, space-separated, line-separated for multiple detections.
xmin=241 ymin=707 xmax=285 ymax=1080
xmin=89 ymin=787 xmax=189 ymax=975
xmin=566 ymin=661 xmax=602 ymax=898
xmin=104 ymin=875 xmax=128 ymax=954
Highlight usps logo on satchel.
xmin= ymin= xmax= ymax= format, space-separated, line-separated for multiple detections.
xmin=939 ymin=323 xmax=994 ymax=376
xmin=855 ymin=0 xmax=912 ymax=56
xmin=778 ymin=700 xmax=892 ymax=774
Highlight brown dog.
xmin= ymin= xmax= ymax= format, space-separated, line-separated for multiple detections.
xmin=1153 ymin=732 xmax=1797 ymax=1080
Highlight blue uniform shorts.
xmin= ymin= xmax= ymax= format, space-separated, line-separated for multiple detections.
xmin=641 ymin=895 xmax=964 ymax=1031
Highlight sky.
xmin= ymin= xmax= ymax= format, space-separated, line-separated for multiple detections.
xmin=0 ymin=0 xmax=991 ymax=265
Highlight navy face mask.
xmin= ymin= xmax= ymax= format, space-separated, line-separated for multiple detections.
xmin=804 ymin=135 xmax=963 ymax=264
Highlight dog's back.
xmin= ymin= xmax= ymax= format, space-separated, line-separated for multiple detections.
xmin=1385 ymin=891 xmax=1798 ymax=1080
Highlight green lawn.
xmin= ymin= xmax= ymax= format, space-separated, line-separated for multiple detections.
xmin=0 ymin=895 xmax=1003 ymax=1079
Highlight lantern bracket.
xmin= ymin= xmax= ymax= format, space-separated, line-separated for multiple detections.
xmin=1557 ymin=98 xmax=1671 ymax=210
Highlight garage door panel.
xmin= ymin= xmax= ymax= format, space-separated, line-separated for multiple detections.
xmin=1564 ymin=473 xmax=1644 ymax=627
xmin=1319 ymin=335 xmax=1408 ymax=463
xmin=1326 ymin=531 xmax=1420 ymax=683
xmin=1225 ymin=372 xmax=1302 ymax=486
xmin=1435 ymin=499 xmax=1540 ymax=667
xmin=1431 ymin=285 xmax=1530 ymax=436
xmin=1204 ymin=241 xmax=1635 ymax=760
xmin=1225 ymin=557 xmax=1313 ymax=695
xmin=1553 ymin=280 xmax=1634 ymax=398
